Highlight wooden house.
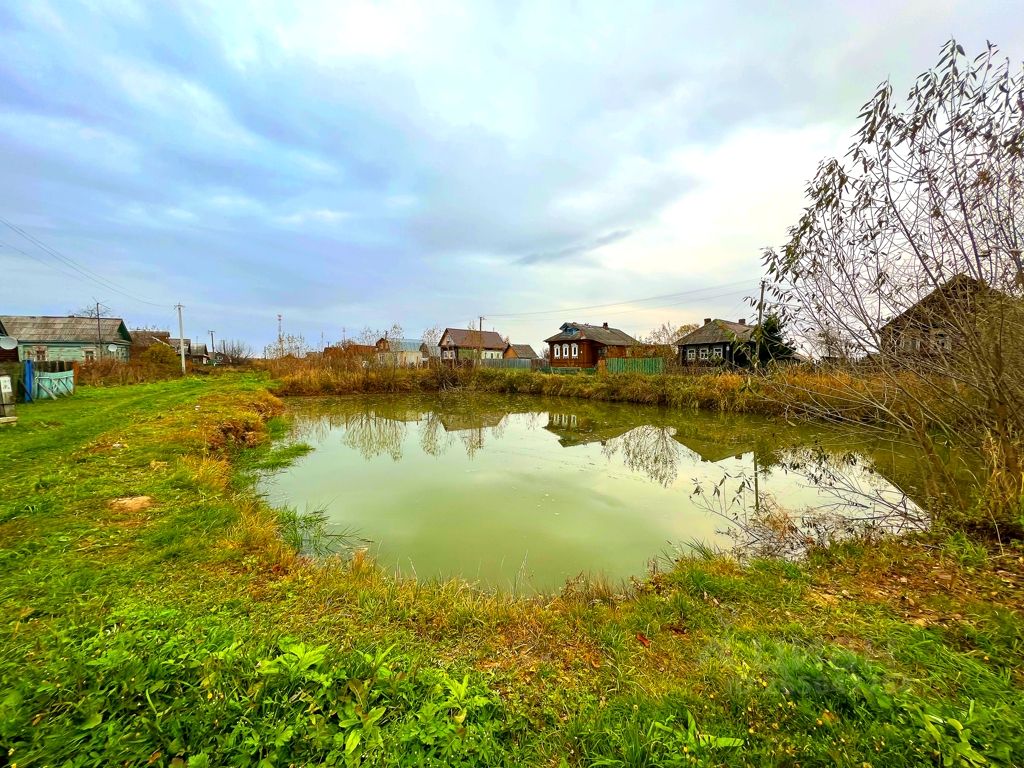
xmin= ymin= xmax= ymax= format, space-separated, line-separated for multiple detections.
xmin=544 ymin=322 xmax=638 ymax=368
xmin=323 ymin=341 xmax=376 ymax=361
xmin=675 ymin=318 xmax=755 ymax=366
xmin=438 ymin=328 xmax=506 ymax=362
xmin=503 ymin=343 xmax=539 ymax=360
xmin=0 ymin=315 xmax=132 ymax=363
xmin=375 ymin=337 xmax=425 ymax=367
xmin=878 ymin=275 xmax=993 ymax=357
xmin=169 ymin=338 xmax=210 ymax=365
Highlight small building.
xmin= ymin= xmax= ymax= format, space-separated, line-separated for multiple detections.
xmin=675 ymin=318 xmax=756 ymax=366
xmin=438 ymin=328 xmax=506 ymax=362
xmin=131 ymin=329 xmax=172 ymax=352
xmin=504 ymin=343 xmax=539 ymax=360
xmin=0 ymin=315 xmax=132 ymax=363
xmin=544 ymin=322 xmax=638 ymax=368
xmin=324 ymin=342 xmax=376 ymax=361
xmin=169 ymin=338 xmax=210 ymax=365
xmin=375 ymin=337 xmax=424 ymax=367
xmin=420 ymin=342 xmax=442 ymax=362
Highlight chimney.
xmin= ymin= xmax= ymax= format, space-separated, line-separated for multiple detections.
xmin=703 ymin=318 xmax=712 ymax=325
xmin=602 ymin=322 xmax=608 ymax=328
xmin=738 ymin=318 xmax=746 ymax=325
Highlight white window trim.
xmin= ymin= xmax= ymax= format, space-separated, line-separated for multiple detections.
xmin=699 ymin=347 xmax=709 ymax=360
xmin=686 ymin=348 xmax=696 ymax=361
xmin=571 ymin=343 xmax=578 ymax=359
xmin=712 ymin=346 xmax=723 ymax=359
xmin=562 ymin=343 xmax=569 ymax=358
xmin=553 ymin=345 xmax=561 ymax=359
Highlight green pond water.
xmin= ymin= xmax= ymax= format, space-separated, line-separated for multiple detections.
xmin=260 ymin=394 xmax=926 ymax=592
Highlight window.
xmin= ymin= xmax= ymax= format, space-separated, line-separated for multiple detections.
xmin=686 ymin=348 xmax=696 ymax=361
xmin=34 ymin=346 xmax=47 ymax=362
xmin=712 ymin=346 xmax=723 ymax=360
xmin=699 ymin=348 xmax=709 ymax=360
xmin=84 ymin=350 xmax=95 ymax=362
xmin=562 ymin=343 xmax=569 ymax=358
xmin=570 ymin=343 xmax=578 ymax=359
xmin=553 ymin=345 xmax=561 ymax=359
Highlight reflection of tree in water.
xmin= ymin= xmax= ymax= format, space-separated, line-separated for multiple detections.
xmin=418 ymin=411 xmax=452 ymax=457
xmin=601 ymin=426 xmax=683 ymax=487
xmin=692 ymin=445 xmax=927 ymax=558
xmin=341 ymin=410 xmax=409 ymax=461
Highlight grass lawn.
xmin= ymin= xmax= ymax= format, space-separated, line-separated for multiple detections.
xmin=1 ymin=373 xmax=1021 ymax=766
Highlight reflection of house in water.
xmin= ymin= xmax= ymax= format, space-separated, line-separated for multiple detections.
xmin=543 ymin=412 xmax=634 ymax=447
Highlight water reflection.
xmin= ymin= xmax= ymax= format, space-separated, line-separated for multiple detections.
xmin=266 ymin=394 xmax=936 ymax=590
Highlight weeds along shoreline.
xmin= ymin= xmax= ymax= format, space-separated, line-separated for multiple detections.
xmin=261 ymin=360 xmax=969 ymax=427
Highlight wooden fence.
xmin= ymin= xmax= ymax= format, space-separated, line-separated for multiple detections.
xmin=604 ymin=357 xmax=665 ymax=375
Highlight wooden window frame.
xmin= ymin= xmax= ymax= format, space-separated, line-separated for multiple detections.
xmin=553 ymin=345 xmax=561 ymax=359
xmin=699 ymin=347 xmax=709 ymax=360
xmin=570 ymin=343 xmax=578 ymax=359
xmin=686 ymin=348 xmax=696 ymax=361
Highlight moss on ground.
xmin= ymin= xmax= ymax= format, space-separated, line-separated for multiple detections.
xmin=0 ymin=373 xmax=1021 ymax=766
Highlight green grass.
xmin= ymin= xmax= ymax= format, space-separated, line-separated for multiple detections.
xmin=1 ymin=373 xmax=1021 ymax=767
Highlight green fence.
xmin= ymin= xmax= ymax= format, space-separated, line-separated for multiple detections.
xmin=550 ymin=366 xmax=595 ymax=375
xmin=606 ymin=357 xmax=664 ymax=375
xmin=479 ymin=358 xmax=533 ymax=370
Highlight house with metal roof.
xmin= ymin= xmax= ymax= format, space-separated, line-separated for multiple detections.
xmin=544 ymin=322 xmax=638 ymax=368
xmin=674 ymin=318 xmax=756 ymax=366
xmin=503 ymin=343 xmax=540 ymax=361
xmin=375 ymin=337 xmax=426 ymax=367
xmin=0 ymin=315 xmax=132 ymax=363
xmin=438 ymin=328 xmax=506 ymax=362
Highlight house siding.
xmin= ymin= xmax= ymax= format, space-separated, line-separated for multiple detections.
xmin=19 ymin=341 xmax=130 ymax=363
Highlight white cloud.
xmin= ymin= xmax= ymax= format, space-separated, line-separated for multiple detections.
xmin=275 ymin=208 xmax=351 ymax=226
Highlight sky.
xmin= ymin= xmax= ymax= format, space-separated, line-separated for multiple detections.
xmin=1 ymin=1 xmax=1021 ymax=353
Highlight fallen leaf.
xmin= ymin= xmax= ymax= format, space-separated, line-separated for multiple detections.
xmin=636 ymin=632 xmax=651 ymax=648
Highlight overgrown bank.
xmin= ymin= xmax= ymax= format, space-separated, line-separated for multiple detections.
xmin=1 ymin=374 xmax=1022 ymax=766
xmin=266 ymin=362 xmax=965 ymax=425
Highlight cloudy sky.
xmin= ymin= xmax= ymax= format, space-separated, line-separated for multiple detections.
xmin=1 ymin=1 xmax=1021 ymax=352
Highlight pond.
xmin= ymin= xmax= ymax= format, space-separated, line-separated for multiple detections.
xmin=259 ymin=394 xmax=927 ymax=592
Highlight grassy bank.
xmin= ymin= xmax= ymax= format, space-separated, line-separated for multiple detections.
xmin=1 ymin=373 xmax=1022 ymax=766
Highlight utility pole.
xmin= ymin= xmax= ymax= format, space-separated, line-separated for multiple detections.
xmin=208 ymin=330 xmax=216 ymax=365
xmin=176 ymin=303 xmax=187 ymax=375
xmin=754 ymin=280 xmax=765 ymax=371
xmin=477 ymin=315 xmax=484 ymax=367
xmin=277 ymin=313 xmax=283 ymax=358
xmin=95 ymin=301 xmax=102 ymax=359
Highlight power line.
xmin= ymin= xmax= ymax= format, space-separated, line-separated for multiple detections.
xmin=0 ymin=216 xmax=167 ymax=308
xmin=485 ymin=280 xmax=750 ymax=318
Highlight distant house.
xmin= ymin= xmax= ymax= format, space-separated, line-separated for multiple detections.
xmin=131 ymin=329 xmax=172 ymax=352
xmin=544 ymin=322 xmax=638 ymax=367
xmin=169 ymin=338 xmax=210 ymax=365
xmin=420 ymin=342 xmax=441 ymax=362
xmin=438 ymin=328 xmax=506 ymax=362
xmin=375 ymin=337 xmax=424 ymax=367
xmin=504 ymin=343 xmax=539 ymax=360
xmin=324 ymin=341 xmax=376 ymax=361
xmin=878 ymin=275 xmax=993 ymax=357
xmin=675 ymin=318 xmax=755 ymax=366
xmin=0 ymin=315 xmax=132 ymax=363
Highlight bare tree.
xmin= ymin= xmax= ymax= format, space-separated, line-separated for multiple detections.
xmin=642 ymin=321 xmax=697 ymax=346
xmin=421 ymin=325 xmax=443 ymax=347
xmin=218 ymin=339 xmax=253 ymax=364
xmin=762 ymin=40 xmax=1024 ymax=533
